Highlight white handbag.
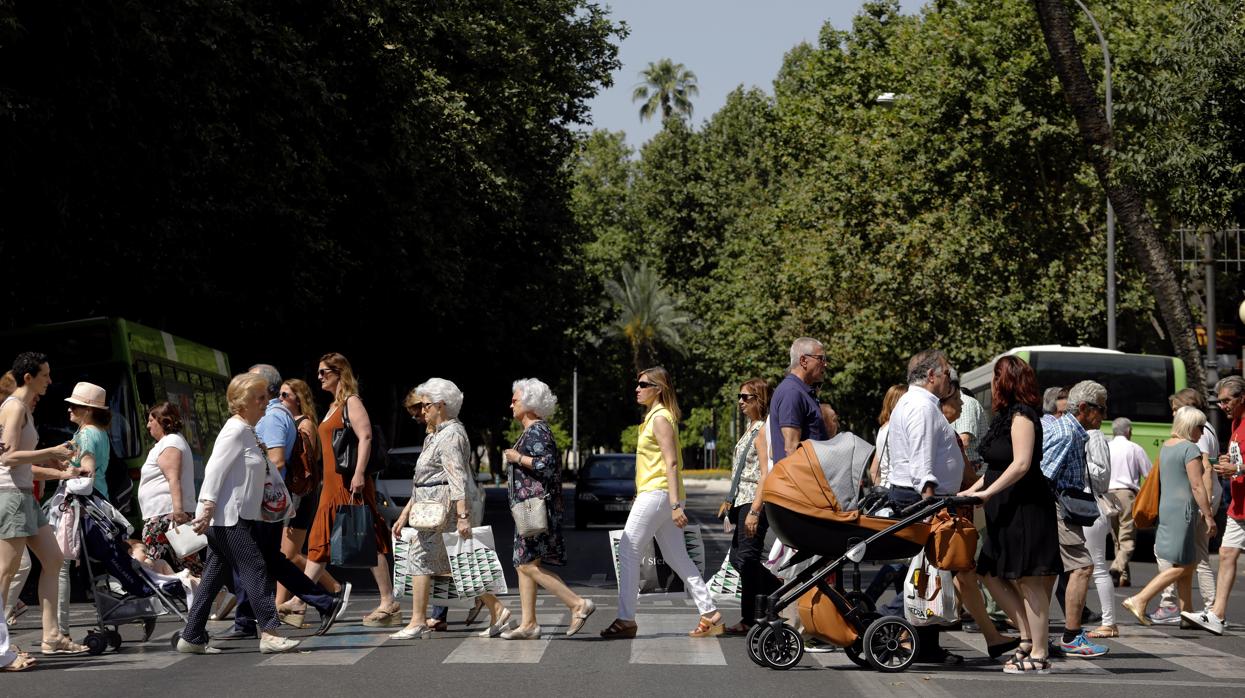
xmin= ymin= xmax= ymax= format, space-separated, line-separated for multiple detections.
xmin=166 ymin=523 xmax=208 ymax=559
xmin=408 ymin=496 xmax=450 ymax=532
xmin=510 ymin=497 xmax=548 ymax=538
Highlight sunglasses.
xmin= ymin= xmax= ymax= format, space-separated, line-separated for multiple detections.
xmin=637 ymin=381 xmax=657 ymax=390
xmin=737 ymin=393 xmax=757 ymax=402
xmin=279 ymin=391 xmax=295 ymax=399
xmin=317 ymin=368 xmax=338 ymax=378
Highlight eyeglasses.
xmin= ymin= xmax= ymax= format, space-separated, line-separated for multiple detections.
xmin=802 ymin=353 xmax=828 ymax=364
xmin=1084 ymin=402 xmax=1105 ymax=412
xmin=1218 ymin=395 xmax=1242 ymax=408
xmin=637 ymin=381 xmax=658 ymax=390
xmin=317 ymin=368 xmax=338 ymax=378
xmin=279 ymin=391 xmax=294 ymax=399
xmin=737 ymin=393 xmax=757 ymax=402
xmin=422 ymin=402 xmax=438 ymax=411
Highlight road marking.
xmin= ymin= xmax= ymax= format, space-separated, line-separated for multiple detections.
xmin=260 ymin=626 xmax=390 ymax=666
xmin=1111 ymin=626 xmax=1245 ymax=679
xmin=631 ymin=614 xmax=726 ymax=665
xmin=811 ymin=649 xmax=857 ymax=668
xmin=67 ymin=649 xmax=190 ymax=671
xmin=443 ymin=621 xmax=565 ymax=664
xmin=943 ymin=631 xmax=1110 ymax=674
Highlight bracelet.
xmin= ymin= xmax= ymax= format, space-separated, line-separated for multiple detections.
xmin=746 ymin=511 xmax=760 ymax=518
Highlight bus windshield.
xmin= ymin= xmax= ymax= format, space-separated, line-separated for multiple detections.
xmin=1028 ymin=352 xmax=1175 ymax=424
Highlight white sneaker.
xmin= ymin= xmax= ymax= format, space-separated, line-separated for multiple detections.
xmin=1181 ymin=610 xmax=1225 ymax=636
xmin=176 ymin=638 xmax=221 ymax=655
xmin=259 ymin=635 xmax=301 ymax=654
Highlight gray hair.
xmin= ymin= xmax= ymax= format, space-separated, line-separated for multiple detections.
xmin=1172 ymin=405 xmax=1207 ymax=441
xmin=1042 ymin=387 xmax=1065 ymax=415
xmin=788 ymin=337 xmax=823 ymax=370
xmin=1217 ymin=375 xmax=1245 ymax=399
xmin=512 ymin=378 xmax=557 ymax=419
xmin=248 ymin=363 xmax=281 ymax=397
xmin=416 ymin=377 xmax=464 ymax=418
xmin=1111 ymin=417 xmax=1132 ymax=437
xmin=1067 ymin=380 xmax=1108 ymax=415
xmin=906 ymin=349 xmax=948 ymax=385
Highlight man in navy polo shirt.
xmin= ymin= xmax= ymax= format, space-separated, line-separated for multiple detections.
xmin=769 ymin=337 xmax=829 ymax=463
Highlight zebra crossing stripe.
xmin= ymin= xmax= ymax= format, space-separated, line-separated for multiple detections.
xmin=67 ymin=648 xmax=190 ymax=672
xmin=630 ymin=614 xmax=726 ymax=665
xmin=1111 ymin=626 xmax=1245 ymax=679
xmin=944 ymin=631 xmax=1111 ymax=674
xmin=260 ymin=626 xmax=391 ymax=666
xmin=443 ymin=616 xmax=564 ymax=663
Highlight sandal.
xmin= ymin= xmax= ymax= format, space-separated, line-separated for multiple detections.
xmin=1121 ymin=597 xmax=1151 ymax=626
xmin=722 ymin=622 xmax=751 ymax=636
xmin=2 ymin=653 xmax=35 ymax=672
xmin=689 ymin=616 xmax=724 ymax=638
xmin=599 ymin=619 xmax=638 ymax=639
xmin=1004 ymin=656 xmax=1051 ymax=675
xmin=362 ymin=604 xmax=403 ymax=628
xmin=40 ymin=637 xmax=89 ymax=656
xmin=1087 ymin=625 xmax=1119 ymax=638
xmin=987 ymin=636 xmax=1022 ymax=659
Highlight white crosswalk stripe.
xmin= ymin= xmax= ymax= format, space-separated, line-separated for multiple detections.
xmin=442 ymin=614 xmax=564 ymax=663
xmin=1110 ymin=626 xmax=1245 ymax=679
xmin=942 ymin=630 xmax=1112 ymax=675
xmin=260 ymin=625 xmax=392 ymax=666
xmin=629 ymin=613 xmax=727 ymax=665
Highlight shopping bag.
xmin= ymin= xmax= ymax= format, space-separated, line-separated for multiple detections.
xmin=392 ymin=528 xmax=489 ymax=607
xmin=331 ymin=504 xmax=377 ymax=568
xmin=903 ymin=550 xmax=957 ymax=626
xmin=609 ymin=525 xmax=706 ymax=594
xmin=708 ymin=557 xmax=742 ymax=602
xmin=442 ymin=526 xmax=509 ymax=598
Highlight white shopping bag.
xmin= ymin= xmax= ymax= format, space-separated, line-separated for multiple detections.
xmin=442 ymin=525 xmax=509 ymax=599
xmin=708 ymin=557 xmax=742 ymax=602
xmin=903 ymin=550 xmax=957 ymax=626
xmin=609 ymin=525 xmax=706 ymax=594
xmin=763 ymin=540 xmax=816 ymax=583
xmin=393 ymin=526 xmax=508 ymax=606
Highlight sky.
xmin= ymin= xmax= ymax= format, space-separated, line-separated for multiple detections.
xmin=584 ymin=0 xmax=925 ymax=148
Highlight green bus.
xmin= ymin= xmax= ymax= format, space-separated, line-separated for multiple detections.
xmin=960 ymin=345 xmax=1185 ymax=461
xmin=0 ymin=317 xmax=232 ymax=510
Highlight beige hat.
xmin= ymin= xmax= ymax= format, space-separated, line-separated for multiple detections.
xmin=64 ymin=382 xmax=108 ymax=410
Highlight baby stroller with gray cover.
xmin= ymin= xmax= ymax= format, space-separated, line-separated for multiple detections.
xmin=746 ymin=434 xmax=978 ymax=672
xmin=68 ymin=493 xmax=187 ymax=654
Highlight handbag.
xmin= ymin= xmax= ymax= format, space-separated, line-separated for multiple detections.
xmin=166 ymin=523 xmax=208 ymax=559
xmin=331 ymin=503 xmax=377 ymax=567
xmin=408 ymin=480 xmax=450 ymax=532
xmin=1132 ymin=467 xmax=1161 ymax=529
xmin=511 ymin=497 xmax=548 ymax=538
xmin=252 ymin=427 xmax=291 ymax=523
xmin=332 ymin=398 xmax=389 ymax=476
xmin=1057 ymin=453 xmax=1100 ymax=528
xmin=286 ymin=414 xmax=317 ymax=497
xmin=924 ymin=509 xmax=978 ymax=572
xmin=718 ymin=426 xmax=755 ymax=521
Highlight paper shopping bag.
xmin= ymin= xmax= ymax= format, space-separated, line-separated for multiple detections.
xmin=441 ymin=525 xmax=509 ymax=599
xmin=708 ymin=557 xmax=742 ymax=602
xmin=331 ymin=504 xmax=377 ymax=568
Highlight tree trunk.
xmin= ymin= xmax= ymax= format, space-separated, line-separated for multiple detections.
xmin=1032 ymin=0 xmax=1207 ymax=391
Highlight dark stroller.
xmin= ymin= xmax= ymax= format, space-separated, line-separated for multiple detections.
xmin=70 ymin=494 xmax=188 ymax=654
xmin=746 ymin=435 xmax=978 ymax=672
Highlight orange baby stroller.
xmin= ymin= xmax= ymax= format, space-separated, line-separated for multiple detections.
xmin=746 ymin=436 xmax=978 ymax=672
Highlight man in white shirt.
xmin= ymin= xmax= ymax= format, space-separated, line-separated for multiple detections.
xmin=1106 ymin=418 xmax=1150 ymax=587
xmin=887 ymin=349 xmax=970 ymax=665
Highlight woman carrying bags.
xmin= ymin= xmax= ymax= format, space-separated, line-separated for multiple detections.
xmin=499 ymin=378 xmax=594 ymax=639
xmin=602 ymin=367 xmax=722 ymax=639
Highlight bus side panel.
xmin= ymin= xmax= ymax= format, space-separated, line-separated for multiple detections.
xmin=1102 ymin=421 xmax=1166 ymax=463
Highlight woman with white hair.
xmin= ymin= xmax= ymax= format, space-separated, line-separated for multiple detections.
xmin=1121 ymin=406 xmax=1217 ymax=625
xmin=497 ymin=379 xmax=594 ymax=639
xmin=389 ymin=378 xmax=510 ymax=640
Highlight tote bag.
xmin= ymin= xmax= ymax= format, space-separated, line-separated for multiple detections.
xmin=903 ymin=549 xmax=957 ymax=626
xmin=331 ymin=503 xmax=377 ymax=567
xmin=441 ymin=526 xmax=509 ymax=598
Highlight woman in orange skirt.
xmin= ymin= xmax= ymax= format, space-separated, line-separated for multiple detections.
xmin=303 ymin=353 xmax=400 ymax=626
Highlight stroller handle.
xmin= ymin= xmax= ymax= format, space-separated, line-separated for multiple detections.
xmin=899 ymin=495 xmax=982 ymax=518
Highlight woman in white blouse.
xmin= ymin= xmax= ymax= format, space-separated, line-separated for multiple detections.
xmin=176 ymin=373 xmax=299 ymax=655
xmin=137 ymin=402 xmax=201 ymax=574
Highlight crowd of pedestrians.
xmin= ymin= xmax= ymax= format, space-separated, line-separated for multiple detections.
xmin=0 ymin=344 xmax=1243 ymax=674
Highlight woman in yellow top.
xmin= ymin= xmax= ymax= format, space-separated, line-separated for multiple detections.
xmin=601 ymin=367 xmax=722 ymax=639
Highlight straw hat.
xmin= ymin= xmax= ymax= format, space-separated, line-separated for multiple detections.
xmin=64 ymin=382 xmax=108 ymax=409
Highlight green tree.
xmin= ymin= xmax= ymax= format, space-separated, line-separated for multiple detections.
xmin=602 ymin=262 xmax=692 ymax=373
xmin=632 ymin=58 xmax=699 ymax=123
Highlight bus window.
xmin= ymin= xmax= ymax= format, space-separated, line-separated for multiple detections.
xmin=1029 ymin=352 xmax=1174 ymax=424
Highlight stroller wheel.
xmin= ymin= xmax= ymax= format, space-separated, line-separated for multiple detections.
xmin=107 ymin=630 xmax=123 ymax=650
xmin=142 ymin=619 xmax=157 ymax=642
xmin=759 ymin=624 xmax=804 ymax=670
xmin=745 ymin=624 xmax=767 ymax=666
xmin=863 ymin=616 xmax=920 ymax=672
xmin=84 ymin=633 xmax=108 ymax=656
xmin=844 ymin=638 xmax=870 ymax=668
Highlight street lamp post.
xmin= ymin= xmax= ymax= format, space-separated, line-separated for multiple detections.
xmin=1073 ymin=0 xmax=1116 ymax=350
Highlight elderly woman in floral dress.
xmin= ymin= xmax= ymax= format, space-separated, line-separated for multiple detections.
xmin=499 ymin=378 xmax=595 ymax=639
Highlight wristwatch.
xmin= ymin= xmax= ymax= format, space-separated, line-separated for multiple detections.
xmin=457 ymin=512 xmax=470 ymax=520
xmin=746 ymin=510 xmax=760 ymax=518
xmin=670 ymin=503 xmax=682 ymax=511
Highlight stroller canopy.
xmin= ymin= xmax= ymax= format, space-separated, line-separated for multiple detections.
xmin=763 ymin=434 xmax=873 ymax=519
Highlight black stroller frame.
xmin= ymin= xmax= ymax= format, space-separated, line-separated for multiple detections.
xmin=746 ymin=495 xmax=980 ymax=672
xmin=71 ymin=495 xmax=188 ymax=655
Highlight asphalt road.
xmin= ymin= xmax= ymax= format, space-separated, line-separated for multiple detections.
xmin=7 ymin=480 xmax=1245 ymax=697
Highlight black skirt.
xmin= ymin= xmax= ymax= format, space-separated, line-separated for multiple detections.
xmin=976 ymin=467 xmax=1063 ymax=579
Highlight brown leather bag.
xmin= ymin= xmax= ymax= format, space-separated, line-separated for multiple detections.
xmin=1132 ymin=461 xmax=1161 ymax=529
xmin=286 ymin=416 xmax=319 ymax=497
xmin=925 ymin=510 xmax=978 ymax=572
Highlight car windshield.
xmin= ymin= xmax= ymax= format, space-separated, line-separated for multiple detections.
xmin=583 ymin=457 xmax=635 ymax=480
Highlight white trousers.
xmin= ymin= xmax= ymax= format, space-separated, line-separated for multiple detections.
xmin=617 ymin=490 xmax=716 ymax=621
xmin=1084 ymin=512 xmax=1115 ymax=626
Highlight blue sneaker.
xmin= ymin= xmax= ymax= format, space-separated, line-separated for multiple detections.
xmin=1059 ymin=631 xmax=1109 ymax=658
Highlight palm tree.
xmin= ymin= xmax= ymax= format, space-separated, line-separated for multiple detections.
xmin=603 ymin=262 xmax=692 ymax=373
xmin=1032 ymin=0 xmax=1205 ymax=392
xmin=632 ymin=59 xmax=699 ymax=123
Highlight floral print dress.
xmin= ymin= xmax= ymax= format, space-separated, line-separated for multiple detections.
xmin=508 ymin=421 xmax=566 ymax=567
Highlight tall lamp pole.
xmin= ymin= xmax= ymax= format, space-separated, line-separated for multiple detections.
xmin=1073 ymin=0 xmax=1115 ymax=350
